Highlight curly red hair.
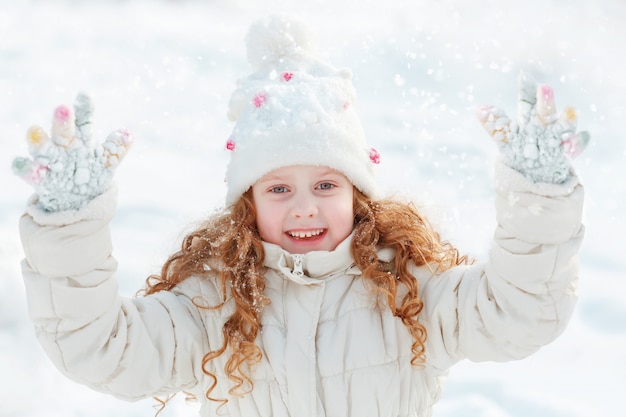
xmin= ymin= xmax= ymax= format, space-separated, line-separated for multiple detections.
xmin=143 ymin=187 xmax=469 ymax=407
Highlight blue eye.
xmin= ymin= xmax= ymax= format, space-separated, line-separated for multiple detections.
xmin=317 ymin=182 xmax=334 ymax=190
xmin=270 ymin=186 xmax=288 ymax=193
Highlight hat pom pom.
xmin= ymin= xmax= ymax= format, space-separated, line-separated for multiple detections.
xmin=245 ymin=14 xmax=318 ymax=70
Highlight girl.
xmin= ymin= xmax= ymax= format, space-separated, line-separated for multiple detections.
xmin=14 ymin=15 xmax=587 ymax=417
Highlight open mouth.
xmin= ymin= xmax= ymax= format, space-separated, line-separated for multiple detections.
xmin=287 ymin=229 xmax=326 ymax=240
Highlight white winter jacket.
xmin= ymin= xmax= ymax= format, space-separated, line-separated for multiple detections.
xmin=19 ymin=163 xmax=585 ymax=417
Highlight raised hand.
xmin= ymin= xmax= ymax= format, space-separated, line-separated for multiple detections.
xmin=12 ymin=93 xmax=133 ymax=212
xmin=477 ymin=71 xmax=590 ymax=184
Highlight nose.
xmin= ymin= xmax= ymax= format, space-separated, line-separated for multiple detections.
xmin=291 ymin=192 xmax=318 ymax=219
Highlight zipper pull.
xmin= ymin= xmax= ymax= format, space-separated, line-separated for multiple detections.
xmin=292 ymin=254 xmax=304 ymax=277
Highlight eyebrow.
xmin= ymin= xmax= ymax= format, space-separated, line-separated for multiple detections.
xmin=259 ymin=168 xmax=342 ymax=183
xmin=257 ymin=174 xmax=284 ymax=183
xmin=318 ymin=168 xmax=340 ymax=176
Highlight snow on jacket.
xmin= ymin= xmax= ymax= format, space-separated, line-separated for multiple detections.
xmin=19 ymin=162 xmax=585 ymax=417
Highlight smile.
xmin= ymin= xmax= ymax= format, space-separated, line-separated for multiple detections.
xmin=287 ymin=229 xmax=325 ymax=239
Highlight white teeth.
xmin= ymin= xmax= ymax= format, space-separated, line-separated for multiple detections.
xmin=289 ymin=229 xmax=324 ymax=239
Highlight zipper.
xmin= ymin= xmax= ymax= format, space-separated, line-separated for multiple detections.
xmin=292 ymin=254 xmax=304 ymax=277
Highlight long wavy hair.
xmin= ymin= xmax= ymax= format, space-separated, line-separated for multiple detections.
xmin=143 ymin=187 xmax=469 ymax=407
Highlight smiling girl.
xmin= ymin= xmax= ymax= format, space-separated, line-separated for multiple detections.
xmin=15 ymin=14 xmax=587 ymax=417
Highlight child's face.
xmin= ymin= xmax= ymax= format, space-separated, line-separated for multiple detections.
xmin=252 ymin=165 xmax=354 ymax=254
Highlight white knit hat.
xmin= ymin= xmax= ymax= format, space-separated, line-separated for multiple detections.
xmin=224 ymin=14 xmax=380 ymax=206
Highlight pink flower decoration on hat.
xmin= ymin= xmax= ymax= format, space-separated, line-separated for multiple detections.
xmin=369 ymin=147 xmax=381 ymax=164
xmin=225 ymin=138 xmax=236 ymax=151
xmin=343 ymin=101 xmax=351 ymax=111
xmin=281 ymin=72 xmax=293 ymax=82
xmin=253 ymin=93 xmax=267 ymax=108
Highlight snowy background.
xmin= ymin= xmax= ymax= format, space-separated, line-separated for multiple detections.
xmin=1 ymin=0 xmax=625 ymax=416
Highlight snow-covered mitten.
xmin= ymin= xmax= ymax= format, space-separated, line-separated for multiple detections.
xmin=477 ymin=71 xmax=590 ymax=184
xmin=12 ymin=93 xmax=133 ymax=212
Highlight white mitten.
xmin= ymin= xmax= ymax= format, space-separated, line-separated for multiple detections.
xmin=477 ymin=71 xmax=590 ymax=184
xmin=12 ymin=93 xmax=133 ymax=212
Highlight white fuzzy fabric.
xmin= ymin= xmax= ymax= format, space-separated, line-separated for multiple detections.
xmin=12 ymin=93 xmax=132 ymax=213
xmin=477 ymin=71 xmax=589 ymax=185
xmin=494 ymin=159 xmax=579 ymax=197
xmin=245 ymin=14 xmax=319 ymax=71
xmin=25 ymin=184 xmax=118 ymax=227
xmin=224 ymin=15 xmax=378 ymax=206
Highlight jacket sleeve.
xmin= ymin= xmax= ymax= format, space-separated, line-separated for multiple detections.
xmin=18 ymin=187 xmax=217 ymax=401
xmin=418 ymin=161 xmax=584 ymax=370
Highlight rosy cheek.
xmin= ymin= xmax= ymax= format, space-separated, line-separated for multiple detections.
xmin=255 ymin=207 xmax=275 ymax=236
